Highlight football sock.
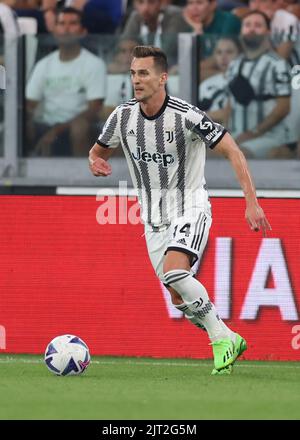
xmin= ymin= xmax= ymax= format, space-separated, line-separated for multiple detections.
xmin=175 ymin=301 xmax=236 ymax=342
xmin=164 ymin=269 xmax=230 ymax=341
xmin=175 ymin=302 xmax=206 ymax=331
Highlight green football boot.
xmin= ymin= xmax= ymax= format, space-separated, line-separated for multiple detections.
xmin=211 ymin=338 xmax=234 ymax=374
xmin=233 ymin=333 xmax=247 ymax=361
xmin=211 ymin=333 xmax=247 ymax=375
xmin=211 ymin=364 xmax=233 ymax=375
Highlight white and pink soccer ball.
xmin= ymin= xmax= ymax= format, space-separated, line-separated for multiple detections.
xmin=44 ymin=334 xmax=90 ymax=376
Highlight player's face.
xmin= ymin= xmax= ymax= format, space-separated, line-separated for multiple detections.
xmin=214 ymin=39 xmax=239 ymax=72
xmin=134 ymin=0 xmax=162 ymax=23
xmin=130 ymin=57 xmax=167 ymax=102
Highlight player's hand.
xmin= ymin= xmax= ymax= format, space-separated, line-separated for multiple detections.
xmin=245 ymin=203 xmax=272 ymax=237
xmin=89 ymin=157 xmax=112 ymax=177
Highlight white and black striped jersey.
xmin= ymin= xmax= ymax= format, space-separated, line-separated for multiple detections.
xmin=198 ymin=73 xmax=228 ymax=112
xmin=289 ymin=39 xmax=300 ymax=68
xmin=271 ymin=9 xmax=300 ymax=47
xmin=226 ymin=51 xmax=292 ymax=140
xmin=97 ymin=95 xmax=226 ymax=226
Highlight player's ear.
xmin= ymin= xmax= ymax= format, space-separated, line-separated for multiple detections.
xmin=160 ymin=72 xmax=168 ymax=86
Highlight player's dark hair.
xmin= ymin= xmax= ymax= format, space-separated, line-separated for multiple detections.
xmin=56 ymin=7 xmax=84 ymax=25
xmin=132 ymin=46 xmax=168 ymax=72
xmin=242 ymin=10 xmax=271 ymax=30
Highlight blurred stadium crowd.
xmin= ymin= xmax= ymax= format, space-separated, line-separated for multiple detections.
xmin=0 ymin=0 xmax=300 ymax=159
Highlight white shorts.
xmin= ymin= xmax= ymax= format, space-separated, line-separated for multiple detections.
xmin=144 ymin=207 xmax=212 ymax=282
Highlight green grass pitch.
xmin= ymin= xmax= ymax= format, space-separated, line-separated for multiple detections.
xmin=0 ymin=354 xmax=299 ymax=420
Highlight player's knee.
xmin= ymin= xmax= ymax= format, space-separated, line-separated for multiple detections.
xmin=163 ymin=251 xmax=191 ymax=274
xmin=163 ymin=269 xmax=191 ymax=288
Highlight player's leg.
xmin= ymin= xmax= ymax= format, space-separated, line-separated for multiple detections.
xmin=166 ymin=255 xmax=233 ymax=335
xmin=163 ymin=210 xmax=246 ymax=373
xmin=163 ymin=250 xmax=236 ymax=373
xmin=143 ymin=224 xmax=204 ymax=328
xmin=167 ymin=281 xmax=246 ymax=374
xmin=144 ymin=221 xmax=246 ymax=373
xmin=163 ymin=250 xmax=231 ymax=341
xmin=167 ymin=285 xmax=207 ymax=331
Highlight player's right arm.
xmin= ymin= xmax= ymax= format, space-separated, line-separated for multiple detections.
xmin=89 ymin=143 xmax=114 ymax=177
xmin=89 ymin=107 xmax=121 ymax=177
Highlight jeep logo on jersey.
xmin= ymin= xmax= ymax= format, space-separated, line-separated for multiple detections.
xmin=132 ymin=147 xmax=175 ymax=168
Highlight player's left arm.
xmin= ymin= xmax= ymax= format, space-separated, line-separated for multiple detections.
xmin=214 ymin=132 xmax=272 ymax=237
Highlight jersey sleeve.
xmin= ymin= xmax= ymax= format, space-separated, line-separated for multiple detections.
xmin=185 ymin=106 xmax=227 ymax=149
xmin=97 ymin=107 xmax=121 ymax=149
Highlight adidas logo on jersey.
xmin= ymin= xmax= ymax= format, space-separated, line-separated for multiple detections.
xmin=177 ymin=238 xmax=187 ymax=245
xmin=132 ymin=147 xmax=175 ymax=168
xmin=127 ymin=129 xmax=136 ymax=136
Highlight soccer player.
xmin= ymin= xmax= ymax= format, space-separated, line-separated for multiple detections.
xmin=88 ymin=45 xmax=271 ymax=375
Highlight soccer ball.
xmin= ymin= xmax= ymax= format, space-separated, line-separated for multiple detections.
xmin=44 ymin=334 xmax=90 ymax=376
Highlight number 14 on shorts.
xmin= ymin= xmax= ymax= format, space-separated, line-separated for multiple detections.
xmin=173 ymin=223 xmax=191 ymax=238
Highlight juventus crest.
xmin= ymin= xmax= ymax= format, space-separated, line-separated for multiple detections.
xmin=165 ymin=130 xmax=174 ymax=143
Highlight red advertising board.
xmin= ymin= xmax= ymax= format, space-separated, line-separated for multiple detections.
xmin=0 ymin=195 xmax=299 ymax=361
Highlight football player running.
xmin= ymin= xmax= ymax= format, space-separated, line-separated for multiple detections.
xmin=89 ymin=46 xmax=271 ymax=375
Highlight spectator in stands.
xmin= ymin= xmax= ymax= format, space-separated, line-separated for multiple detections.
xmin=25 ymin=7 xmax=106 ymax=156
xmin=0 ymin=0 xmax=18 ymax=153
xmin=217 ymin=0 xmax=245 ymax=12
xmin=182 ymin=0 xmax=241 ymax=36
xmin=0 ymin=0 xmax=20 ymax=37
xmin=182 ymin=0 xmax=241 ymax=61
xmin=77 ymin=0 xmax=124 ymax=30
xmin=198 ymin=36 xmax=241 ymax=111
xmin=40 ymin=0 xmax=121 ymax=33
xmin=0 ymin=0 xmax=20 ymax=69
xmin=249 ymin=0 xmax=300 ymax=59
xmin=122 ymin=0 xmax=190 ymax=66
xmin=211 ymin=10 xmax=294 ymax=158
xmin=107 ymin=37 xmax=139 ymax=74
xmin=13 ymin=0 xmax=48 ymax=33
xmin=102 ymin=37 xmax=139 ymax=119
